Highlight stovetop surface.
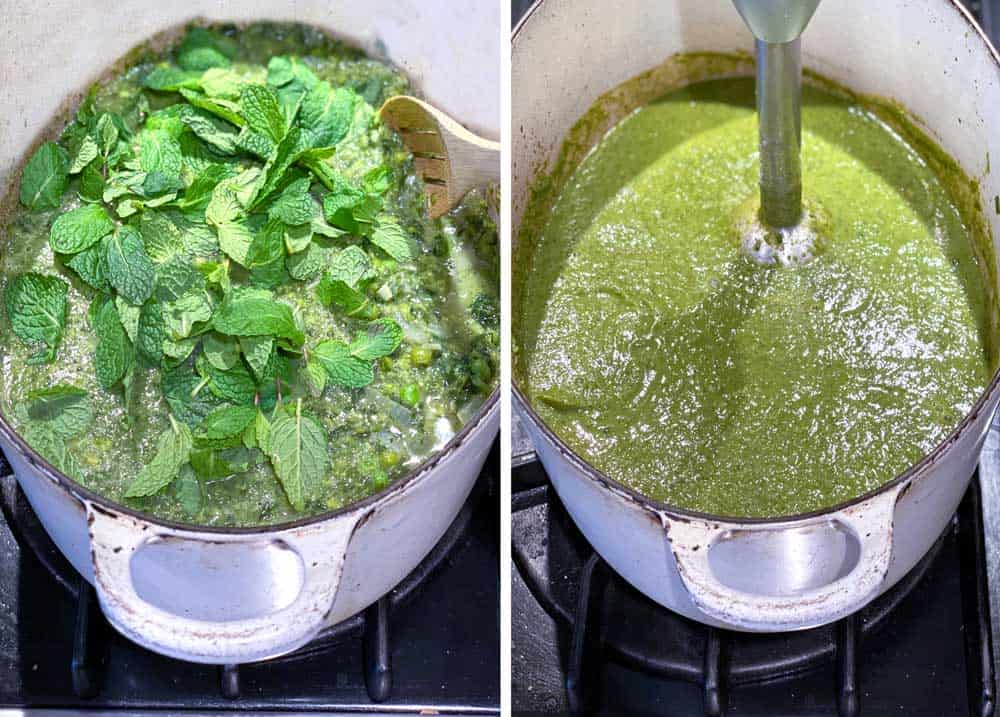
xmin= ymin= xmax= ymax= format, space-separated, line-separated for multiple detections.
xmin=0 ymin=443 xmax=500 ymax=714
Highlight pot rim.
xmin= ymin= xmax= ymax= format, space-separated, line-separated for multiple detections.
xmin=511 ymin=0 xmax=1000 ymax=526
xmin=0 ymin=17 xmax=501 ymax=536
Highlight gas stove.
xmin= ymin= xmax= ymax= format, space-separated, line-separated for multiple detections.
xmin=0 ymin=441 xmax=499 ymax=715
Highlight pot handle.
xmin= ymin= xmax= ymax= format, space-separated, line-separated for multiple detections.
xmin=663 ymin=484 xmax=903 ymax=631
xmin=85 ymin=503 xmax=367 ymax=664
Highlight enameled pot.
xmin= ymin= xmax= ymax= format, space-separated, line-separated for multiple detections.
xmin=513 ymin=0 xmax=1000 ymax=632
xmin=0 ymin=1 xmax=499 ymax=664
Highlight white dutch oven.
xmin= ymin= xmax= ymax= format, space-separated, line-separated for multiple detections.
xmin=0 ymin=1 xmax=498 ymax=664
xmin=513 ymin=0 xmax=1000 ymax=632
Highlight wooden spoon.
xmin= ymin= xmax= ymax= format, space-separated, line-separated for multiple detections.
xmin=379 ymin=96 xmax=500 ymax=219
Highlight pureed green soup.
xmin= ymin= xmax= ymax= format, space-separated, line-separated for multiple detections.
xmin=516 ymin=68 xmax=995 ymax=518
xmin=0 ymin=23 xmax=498 ymax=527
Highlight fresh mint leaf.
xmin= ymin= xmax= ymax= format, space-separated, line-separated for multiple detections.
xmin=92 ymin=296 xmax=133 ymax=389
xmin=197 ymin=353 xmax=257 ymax=405
xmin=79 ymin=162 xmax=106 ymax=203
xmin=69 ymin=135 xmax=99 ymax=175
xmin=240 ymin=85 xmax=287 ymax=144
xmin=20 ymin=142 xmax=69 ymax=211
xmin=179 ymin=88 xmax=246 ymax=127
xmin=137 ymin=128 xmax=183 ymax=185
xmin=115 ymin=295 xmax=141 ymax=342
xmin=103 ymin=168 xmax=146 ymax=203
xmin=162 ymin=208 xmax=219 ymax=256
xmin=329 ymin=245 xmax=375 ymax=286
xmin=143 ymin=66 xmax=203 ymax=91
xmin=202 ymin=332 xmax=240 ymax=371
xmin=178 ymin=164 xmax=236 ymax=210
xmin=180 ymin=45 xmax=231 ymax=72
xmin=283 ymin=222 xmax=313 ymax=255
xmin=268 ymin=177 xmax=313 ymax=225
xmin=310 ymin=203 xmax=344 ymax=238
xmin=4 ymin=272 xmax=68 ymax=364
xmin=173 ymin=465 xmax=202 ymax=516
xmin=245 ymin=218 xmax=287 ymax=288
xmin=199 ymin=67 xmax=251 ymax=100
xmin=304 ymin=358 xmax=327 ymax=396
xmin=286 ymin=241 xmax=330 ymax=281
xmin=322 ymin=174 xmax=366 ymax=232
xmin=299 ymin=82 xmax=356 ymax=149
xmin=95 ymin=113 xmax=120 ymax=158
xmin=124 ymin=419 xmax=193 ymax=497
xmin=217 ymin=219 xmax=255 ymax=266
xmin=106 ymin=226 xmax=155 ymax=305
xmin=268 ymin=56 xmax=318 ymax=120
xmin=136 ymin=300 xmax=166 ymax=364
xmin=154 ymin=256 xmax=203 ymax=302
xmin=139 ymin=211 xmax=186 ymax=262
xmin=265 ymin=399 xmax=328 ymax=511
xmin=316 ymin=276 xmax=373 ymax=318
xmin=251 ymin=126 xmax=303 ymax=208
xmin=194 ymin=404 xmax=256 ymax=448
xmin=145 ymin=104 xmax=189 ymax=138
xmin=161 ymin=363 xmax=222 ymax=427
xmin=212 ymin=290 xmax=304 ymax=346
xmin=177 ymin=27 xmax=237 ymax=72
xmin=253 ymin=409 xmax=271 ymax=453
xmin=162 ymin=288 xmax=213 ymax=339
xmin=267 ymin=56 xmax=318 ymax=87
xmin=267 ymin=56 xmax=303 ymax=87
xmin=163 ymin=335 xmax=199 ymax=364
xmin=235 ymin=126 xmax=275 ymax=159
xmin=21 ymin=421 xmax=83 ymax=481
xmin=205 ymin=181 xmax=245 ymax=225
xmin=299 ymin=149 xmax=338 ymax=190
xmin=351 ymin=317 xmax=403 ymax=360
xmin=369 ymin=215 xmax=414 ymax=262
xmin=49 ymin=204 xmax=114 ymax=254
xmin=240 ymin=335 xmax=273 ymax=379
xmin=181 ymin=111 xmax=240 ymax=155
xmin=198 ymin=258 xmax=231 ymax=293
xmin=65 ymin=237 xmax=110 ymax=292
xmin=19 ymin=384 xmax=91 ymax=438
xmin=313 ymin=340 xmax=373 ymax=389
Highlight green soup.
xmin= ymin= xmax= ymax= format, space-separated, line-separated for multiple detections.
xmin=516 ymin=75 xmax=993 ymax=518
xmin=0 ymin=23 xmax=498 ymax=527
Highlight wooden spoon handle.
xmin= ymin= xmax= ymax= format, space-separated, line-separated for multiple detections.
xmin=380 ymin=96 xmax=500 ymax=217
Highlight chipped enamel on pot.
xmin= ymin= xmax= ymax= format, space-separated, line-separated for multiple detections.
xmin=0 ymin=1 xmax=498 ymax=665
xmin=513 ymin=0 xmax=1000 ymax=632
